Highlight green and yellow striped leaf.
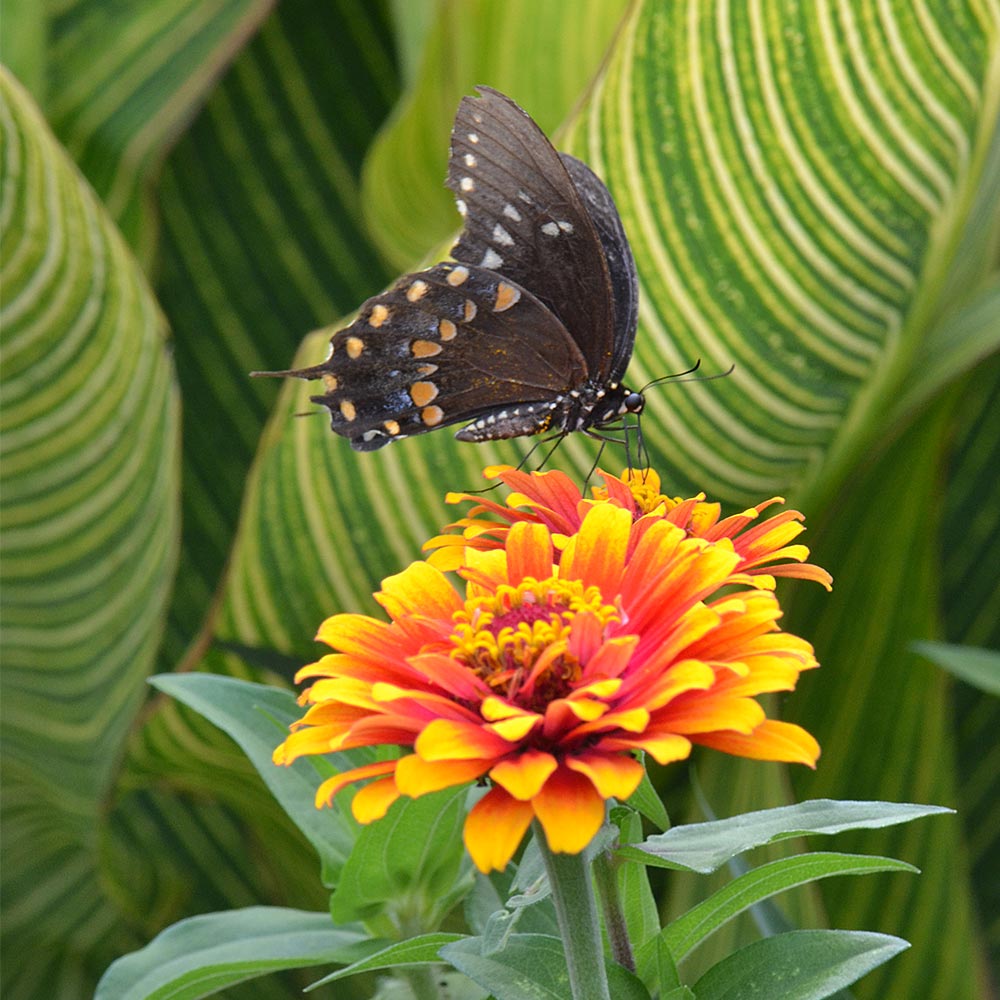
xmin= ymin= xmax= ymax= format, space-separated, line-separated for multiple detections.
xmin=46 ymin=0 xmax=276 ymax=261
xmin=0 ymin=68 xmax=180 ymax=992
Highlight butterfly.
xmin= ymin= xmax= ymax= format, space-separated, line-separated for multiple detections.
xmin=258 ymin=86 xmax=643 ymax=452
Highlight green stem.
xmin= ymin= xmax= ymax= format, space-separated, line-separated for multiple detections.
xmin=398 ymin=915 xmax=442 ymax=1000
xmin=535 ymin=825 xmax=612 ymax=1000
xmin=593 ymin=849 xmax=635 ymax=972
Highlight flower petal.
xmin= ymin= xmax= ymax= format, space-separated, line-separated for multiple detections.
xmin=692 ymin=719 xmax=820 ymax=766
xmin=532 ymin=766 xmax=606 ymax=854
xmin=566 ymin=752 xmax=644 ymax=801
xmin=464 ymin=786 xmax=535 ymax=873
xmin=599 ymin=731 xmax=692 ymax=765
xmin=394 ymin=753 xmax=491 ymax=796
xmin=376 ymin=560 xmax=463 ymax=622
xmin=415 ymin=718 xmax=510 ymax=761
xmin=314 ymin=759 xmax=398 ymax=808
xmin=505 ymin=521 xmax=554 ymax=582
xmin=352 ymin=776 xmax=401 ymax=822
xmin=489 ymin=749 xmax=558 ymax=800
xmin=560 ymin=504 xmax=631 ymax=594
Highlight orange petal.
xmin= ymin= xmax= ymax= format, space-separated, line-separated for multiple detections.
xmin=566 ymin=752 xmax=644 ymax=800
xmin=314 ymin=759 xmax=398 ymax=808
xmin=497 ymin=467 xmax=584 ymax=534
xmin=415 ymin=718 xmax=509 ymax=761
xmin=658 ymin=695 xmax=765 ymax=735
xmin=274 ymin=725 xmax=344 ymax=764
xmin=578 ymin=636 xmax=637 ymax=681
xmin=407 ymin=652 xmax=493 ymax=700
xmin=692 ymin=719 xmax=820 ymax=766
xmin=351 ymin=776 xmax=401 ymax=822
xmin=532 ymin=767 xmax=606 ymax=854
xmin=464 ymin=786 xmax=535 ymax=873
xmin=481 ymin=697 xmax=539 ymax=722
xmin=461 ymin=548 xmax=509 ymax=596
xmin=394 ymin=753 xmax=490 ymax=796
xmin=376 ymin=560 xmax=462 ymax=621
xmin=560 ymin=503 xmax=631 ymax=594
xmin=505 ymin=521 xmax=554 ymax=581
xmin=489 ymin=750 xmax=558 ymax=800
xmin=489 ymin=714 xmax=542 ymax=741
xmin=599 ymin=731 xmax=692 ymax=765
xmin=315 ymin=614 xmax=419 ymax=664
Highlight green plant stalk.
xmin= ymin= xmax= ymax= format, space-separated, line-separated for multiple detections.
xmin=593 ymin=848 xmax=635 ymax=972
xmin=535 ymin=826 xmax=612 ymax=1000
xmin=398 ymin=912 xmax=445 ymax=1000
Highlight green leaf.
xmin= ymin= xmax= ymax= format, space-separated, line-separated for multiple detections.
xmin=308 ymin=932 xmax=467 ymax=987
xmin=912 ymin=641 xmax=1000 ymax=695
xmin=612 ymin=808 xmax=662 ymax=955
xmin=45 ymin=0 xmax=276 ymax=259
xmin=692 ymin=930 xmax=908 ymax=1000
xmin=439 ymin=934 xmax=650 ymax=1000
xmin=148 ymin=673 xmax=371 ymax=882
xmin=330 ymin=786 xmax=472 ymax=926
xmin=887 ymin=278 xmax=1000 ymax=428
xmin=152 ymin=0 xmax=400 ymax=673
xmin=651 ymin=853 xmax=914 ymax=968
xmin=626 ymin=762 xmax=671 ymax=831
xmin=0 ymin=67 xmax=180 ymax=989
xmin=94 ymin=907 xmax=373 ymax=1000
xmin=622 ymin=801 xmax=949 ymax=873
xmin=771 ymin=400 xmax=987 ymax=999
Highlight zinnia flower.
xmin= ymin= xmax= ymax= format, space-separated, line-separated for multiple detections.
xmin=425 ymin=466 xmax=833 ymax=592
xmin=275 ymin=469 xmax=829 ymax=873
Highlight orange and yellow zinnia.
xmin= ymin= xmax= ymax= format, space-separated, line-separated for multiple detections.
xmin=275 ymin=468 xmax=830 ymax=873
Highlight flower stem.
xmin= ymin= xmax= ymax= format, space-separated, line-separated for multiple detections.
xmin=593 ymin=848 xmax=635 ymax=972
xmin=535 ymin=826 xmax=612 ymax=1000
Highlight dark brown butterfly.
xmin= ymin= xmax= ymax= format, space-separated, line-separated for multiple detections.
xmin=255 ymin=87 xmax=642 ymax=452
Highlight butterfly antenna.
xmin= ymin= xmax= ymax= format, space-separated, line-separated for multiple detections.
xmin=639 ymin=360 xmax=736 ymax=393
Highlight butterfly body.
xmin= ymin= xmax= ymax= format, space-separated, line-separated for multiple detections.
xmin=267 ymin=87 xmax=642 ymax=452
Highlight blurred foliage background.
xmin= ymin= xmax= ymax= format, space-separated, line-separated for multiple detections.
xmin=1 ymin=1 xmax=997 ymax=997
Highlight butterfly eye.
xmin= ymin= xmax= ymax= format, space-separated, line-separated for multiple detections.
xmin=624 ymin=391 xmax=644 ymax=414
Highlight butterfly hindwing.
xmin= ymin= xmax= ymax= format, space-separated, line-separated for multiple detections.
xmin=558 ymin=154 xmax=639 ymax=383
xmin=446 ymin=87 xmax=618 ymax=379
xmin=305 ymin=263 xmax=587 ymax=451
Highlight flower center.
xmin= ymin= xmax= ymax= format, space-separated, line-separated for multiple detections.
xmin=451 ymin=577 xmax=619 ymax=709
xmin=592 ymin=470 xmax=678 ymax=517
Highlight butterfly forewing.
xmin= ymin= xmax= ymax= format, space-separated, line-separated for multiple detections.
xmin=306 ymin=263 xmax=587 ymax=451
xmin=446 ymin=87 xmax=618 ymax=379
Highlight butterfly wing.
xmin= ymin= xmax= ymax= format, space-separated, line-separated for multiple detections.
xmin=299 ymin=263 xmax=587 ymax=451
xmin=559 ymin=154 xmax=639 ymax=384
xmin=446 ymin=87 xmax=619 ymax=380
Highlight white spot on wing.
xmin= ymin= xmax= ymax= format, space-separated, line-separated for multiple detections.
xmin=481 ymin=248 xmax=504 ymax=269
xmin=456 ymin=198 xmax=467 ymax=216
xmin=464 ymin=153 xmax=477 ymax=168
xmin=517 ymin=190 xmax=532 ymax=204
xmin=558 ymin=220 xmax=575 ymax=233
xmin=541 ymin=222 xmax=560 ymax=236
xmin=503 ymin=203 xmax=522 ymax=222
xmin=492 ymin=224 xmax=514 ymax=246
xmin=468 ymin=132 xmax=479 ymax=143
xmin=461 ymin=176 xmax=475 ymax=192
